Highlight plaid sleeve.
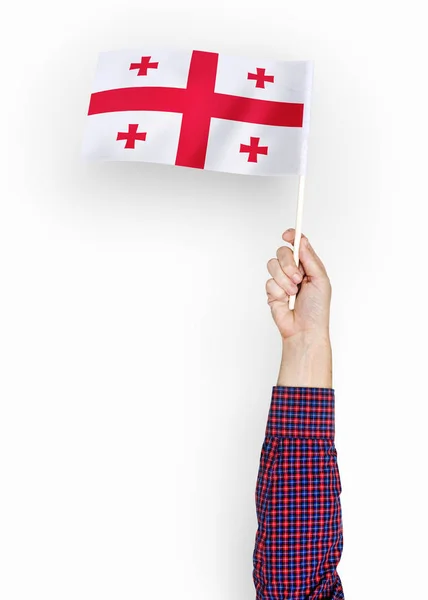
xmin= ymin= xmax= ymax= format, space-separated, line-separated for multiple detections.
xmin=253 ymin=387 xmax=344 ymax=599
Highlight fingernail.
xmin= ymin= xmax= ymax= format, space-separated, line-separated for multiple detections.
xmin=292 ymin=272 xmax=302 ymax=283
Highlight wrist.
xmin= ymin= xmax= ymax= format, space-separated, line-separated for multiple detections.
xmin=277 ymin=331 xmax=332 ymax=388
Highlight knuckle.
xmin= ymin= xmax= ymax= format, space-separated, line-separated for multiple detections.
xmin=276 ymin=245 xmax=293 ymax=262
xmin=276 ymin=246 xmax=285 ymax=259
xmin=267 ymin=258 xmax=278 ymax=271
xmin=265 ymin=278 xmax=274 ymax=291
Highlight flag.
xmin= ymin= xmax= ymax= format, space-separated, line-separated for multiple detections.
xmin=83 ymin=49 xmax=313 ymax=176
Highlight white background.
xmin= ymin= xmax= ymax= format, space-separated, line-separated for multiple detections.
xmin=0 ymin=1 xmax=427 ymax=599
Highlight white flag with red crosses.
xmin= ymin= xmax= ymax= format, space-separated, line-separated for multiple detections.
xmin=83 ymin=49 xmax=313 ymax=176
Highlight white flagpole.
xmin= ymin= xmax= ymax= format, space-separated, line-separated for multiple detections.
xmin=288 ymin=175 xmax=305 ymax=311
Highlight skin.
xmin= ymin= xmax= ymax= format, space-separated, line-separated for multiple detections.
xmin=266 ymin=228 xmax=333 ymax=388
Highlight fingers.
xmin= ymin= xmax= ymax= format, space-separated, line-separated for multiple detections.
xmin=267 ymin=253 xmax=301 ymax=298
xmin=266 ymin=229 xmax=328 ymax=311
xmin=275 ymin=245 xmax=303 ymax=285
xmin=282 ymin=228 xmax=327 ymax=279
xmin=266 ymin=277 xmax=289 ymax=305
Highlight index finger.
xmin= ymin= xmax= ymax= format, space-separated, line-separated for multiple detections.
xmin=282 ymin=228 xmax=307 ymax=245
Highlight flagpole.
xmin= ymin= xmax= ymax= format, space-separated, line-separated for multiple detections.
xmin=288 ymin=175 xmax=305 ymax=311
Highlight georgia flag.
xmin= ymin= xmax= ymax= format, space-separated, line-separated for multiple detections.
xmin=83 ymin=49 xmax=313 ymax=176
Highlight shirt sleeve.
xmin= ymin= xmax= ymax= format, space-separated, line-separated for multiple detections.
xmin=253 ymin=387 xmax=344 ymax=599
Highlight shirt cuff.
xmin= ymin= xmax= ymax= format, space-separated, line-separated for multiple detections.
xmin=266 ymin=386 xmax=335 ymax=440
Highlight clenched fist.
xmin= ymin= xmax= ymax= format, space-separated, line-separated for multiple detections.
xmin=266 ymin=229 xmax=332 ymax=341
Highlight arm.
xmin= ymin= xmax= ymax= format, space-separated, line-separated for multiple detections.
xmin=253 ymin=230 xmax=344 ymax=599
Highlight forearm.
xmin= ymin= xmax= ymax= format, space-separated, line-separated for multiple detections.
xmin=253 ymin=337 xmax=344 ymax=599
xmin=277 ymin=332 xmax=333 ymax=388
xmin=253 ymin=386 xmax=344 ymax=599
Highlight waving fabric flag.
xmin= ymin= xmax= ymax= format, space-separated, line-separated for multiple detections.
xmin=83 ymin=49 xmax=313 ymax=176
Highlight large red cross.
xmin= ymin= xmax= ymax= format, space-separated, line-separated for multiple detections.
xmin=117 ymin=124 xmax=147 ymax=149
xmin=240 ymin=137 xmax=268 ymax=162
xmin=247 ymin=68 xmax=275 ymax=89
xmin=89 ymin=51 xmax=304 ymax=169
xmin=129 ymin=56 xmax=159 ymax=76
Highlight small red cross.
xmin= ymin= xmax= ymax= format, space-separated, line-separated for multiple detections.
xmin=247 ymin=68 xmax=275 ymax=89
xmin=116 ymin=124 xmax=147 ymax=149
xmin=129 ymin=56 xmax=159 ymax=76
xmin=240 ymin=137 xmax=268 ymax=163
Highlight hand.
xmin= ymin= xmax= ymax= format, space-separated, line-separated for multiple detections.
xmin=266 ymin=229 xmax=332 ymax=342
xmin=266 ymin=229 xmax=333 ymax=387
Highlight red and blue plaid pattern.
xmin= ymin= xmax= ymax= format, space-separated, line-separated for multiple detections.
xmin=253 ymin=387 xmax=344 ymax=599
